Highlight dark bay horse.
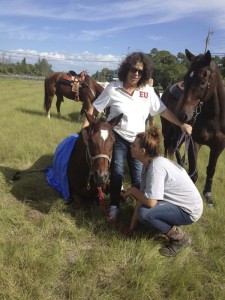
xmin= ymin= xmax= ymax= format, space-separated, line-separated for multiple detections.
xmin=44 ymin=71 xmax=104 ymax=120
xmin=161 ymin=49 xmax=225 ymax=207
xmin=67 ymin=111 xmax=122 ymax=206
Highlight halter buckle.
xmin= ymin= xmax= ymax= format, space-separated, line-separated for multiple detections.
xmin=195 ymin=101 xmax=203 ymax=115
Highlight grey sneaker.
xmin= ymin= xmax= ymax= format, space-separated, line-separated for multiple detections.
xmin=109 ymin=205 xmax=119 ymax=221
xmin=159 ymin=233 xmax=191 ymax=257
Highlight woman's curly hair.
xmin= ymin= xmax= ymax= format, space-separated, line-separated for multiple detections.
xmin=136 ymin=127 xmax=161 ymax=158
xmin=118 ymin=52 xmax=153 ymax=87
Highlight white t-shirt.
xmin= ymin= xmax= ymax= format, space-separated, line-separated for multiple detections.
xmin=141 ymin=156 xmax=203 ymax=222
xmin=93 ymin=81 xmax=166 ymax=142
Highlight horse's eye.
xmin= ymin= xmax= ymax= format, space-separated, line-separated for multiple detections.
xmin=200 ymin=80 xmax=207 ymax=87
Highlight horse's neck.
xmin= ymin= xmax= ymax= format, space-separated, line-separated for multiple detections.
xmin=85 ymin=75 xmax=91 ymax=85
xmin=86 ymin=76 xmax=103 ymax=96
xmin=75 ymin=137 xmax=89 ymax=166
xmin=211 ymin=64 xmax=225 ymax=133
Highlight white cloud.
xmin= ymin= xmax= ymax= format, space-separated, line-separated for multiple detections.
xmin=1 ymin=1 xmax=225 ymax=24
xmin=1 ymin=1 xmax=225 ymax=41
xmin=1 ymin=1 xmax=225 ymax=73
xmin=0 ymin=49 xmax=121 ymax=74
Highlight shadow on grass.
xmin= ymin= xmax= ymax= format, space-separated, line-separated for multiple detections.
xmin=0 ymin=155 xmax=157 ymax=240
xmin=16 ymin=108 xmax=82 ymax=123
xmin=0 ymin=154 xmax=60 ymax=213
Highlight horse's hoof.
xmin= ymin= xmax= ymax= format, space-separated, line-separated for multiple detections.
xmin=207 ymin=203 xmax=214 ymax=209
xmin=204 ymin=192 xmax=214 ymax=208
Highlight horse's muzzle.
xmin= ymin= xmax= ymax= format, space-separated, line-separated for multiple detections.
xmin=93 ymin=170 xmax=109 ymax=187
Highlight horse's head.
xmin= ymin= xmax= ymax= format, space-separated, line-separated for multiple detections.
xmin=81 ymin=111 xmax=123 ymax=187
xmin=177 ymin=49 xmax=213 ymax=123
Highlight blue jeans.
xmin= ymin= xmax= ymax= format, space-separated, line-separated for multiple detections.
xmin=138 ymin=201 xmax=193 ymax=234
xmin=110 ymin=132 xmax=142 ymax=207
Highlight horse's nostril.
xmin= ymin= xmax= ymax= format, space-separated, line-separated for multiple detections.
xmin=94 ymin=171 xmax=109 ymax=185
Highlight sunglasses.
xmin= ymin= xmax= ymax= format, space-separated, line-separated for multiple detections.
xmin=129 ymin=66 xmax=144 ymax=76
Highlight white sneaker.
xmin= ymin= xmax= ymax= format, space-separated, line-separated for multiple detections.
xmin=109 ymin=205 xmax=119 ymax=221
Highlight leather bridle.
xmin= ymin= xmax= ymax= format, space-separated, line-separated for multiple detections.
xmin=85 ymin=135 xmax=112 ymax=189
xmin=192 ymin=68 xmax=211 ymax=126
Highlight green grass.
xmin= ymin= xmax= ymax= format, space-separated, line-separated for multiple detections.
xmin=0 ymin=79 xmax=225 ymax=300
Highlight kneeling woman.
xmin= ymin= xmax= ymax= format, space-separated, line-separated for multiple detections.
xmin=123 ymin=127 xmax=203 ymax=257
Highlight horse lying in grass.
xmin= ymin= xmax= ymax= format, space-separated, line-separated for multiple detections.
xmin=46 ymin=111 xmax=123 ymax=207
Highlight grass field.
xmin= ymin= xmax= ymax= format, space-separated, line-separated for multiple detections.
xmin=0 ymin=79 xmax=225 ymax=300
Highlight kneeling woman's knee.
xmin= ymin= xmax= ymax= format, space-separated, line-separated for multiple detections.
xmin=138 ymin=205 xmax=153 ymax=224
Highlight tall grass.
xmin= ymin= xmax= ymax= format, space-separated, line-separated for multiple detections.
xmin=0 ymin=79 xmax=225 ymax=300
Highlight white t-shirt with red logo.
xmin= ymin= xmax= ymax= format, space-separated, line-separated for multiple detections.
xmin=93 ymin=81 xmax=166 ymax=142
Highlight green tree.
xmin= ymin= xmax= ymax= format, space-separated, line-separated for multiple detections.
xmin=219 ymin=56 xmax=225 ymax=78
xmin=148 ymin=49 xmax=188 ymax=89
xmin=92 ymin=68 xmax=113 ymax=81
xmin=177 ymin=52 xmax=189 ymax=67
xmin=34 ymin=57 xmax=53 ymax=76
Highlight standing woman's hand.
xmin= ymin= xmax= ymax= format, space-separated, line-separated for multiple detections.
xmin=181 ymin=123 xmax=192 ymax=135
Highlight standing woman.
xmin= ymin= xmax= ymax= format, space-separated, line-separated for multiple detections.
xmin=83 ymin=52 xmax=192 ymax=221
xmin=124 ymin=127 xmax=203 ymax=257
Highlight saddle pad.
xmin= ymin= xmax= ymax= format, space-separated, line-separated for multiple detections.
xmin=169 ymin=82 xmax=183 ymax=100
xmin=45 ymin=134 xmax=79 ymax=201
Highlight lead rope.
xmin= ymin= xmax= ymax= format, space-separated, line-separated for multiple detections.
xmin=174 ymin=68 xmax=210 ymax=174
xmin=174 ymin=132 xmax=197 ymax=178
xmin=97 ymin=186 xmax=133 ymax=236
xmin=174 ymin=94 xmax=205 ymax=178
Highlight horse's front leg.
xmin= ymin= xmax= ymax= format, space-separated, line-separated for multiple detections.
xmin=203 ymin=145 xmax=224 ymax=208
xmin=45 ymin=94 xmax=54 ymax=119
xmin=56 ymin=94 xmax=63 ymax=118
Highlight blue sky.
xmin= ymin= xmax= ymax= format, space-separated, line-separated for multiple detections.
xmin=1 ymin=0 xmax=225 ymax=75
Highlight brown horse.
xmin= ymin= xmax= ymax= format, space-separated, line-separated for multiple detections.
xmin=43 ymin=71 xmax=104 ymax=120
xmin=67 ymin=111 xmax=122 ymax=206
xmin=161 ymin=49 xmax=225 ymax=207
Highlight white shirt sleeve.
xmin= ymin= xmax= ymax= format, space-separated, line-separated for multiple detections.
xmin=93 ymin=83 xmax=113 ymax=113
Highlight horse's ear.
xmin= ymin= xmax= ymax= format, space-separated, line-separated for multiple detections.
xmin=85 ymin=110 xmax=96 ymax=125
xmin=81 ymin=128 xmax=89 ymax=145
xmin=205 ymin=50 xmax=211 ymax=65
xmin=185 ymin=49 xmax=195 ymax=62
xmin=108 ymin=113 xmax=123 ymax=128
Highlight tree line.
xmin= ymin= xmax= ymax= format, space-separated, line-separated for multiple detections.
xmin=1 ymin=48 xmax=225 ymax=89
xmin=0 ymin=55 xmax=53 ymax=77
xmin=92 ymin=48 xmax=225 ymax=89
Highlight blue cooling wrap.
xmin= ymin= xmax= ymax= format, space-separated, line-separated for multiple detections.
xmin=45 ymin=134 xmax=79 ymax=201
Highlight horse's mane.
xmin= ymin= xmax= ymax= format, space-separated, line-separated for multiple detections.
xmin=212 ymin=62 xmax=225 ymax=133
xmin=78 ymin=117 xmax=108 ymax=135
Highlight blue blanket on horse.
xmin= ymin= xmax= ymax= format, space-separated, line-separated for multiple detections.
xmin=45 ymin=134 xmax=79 ymax=201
